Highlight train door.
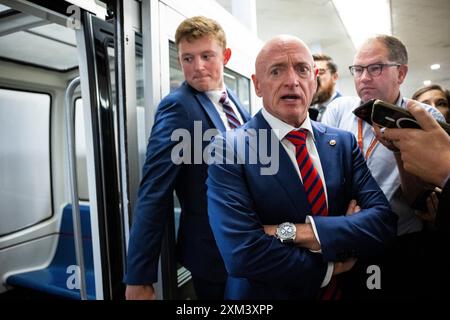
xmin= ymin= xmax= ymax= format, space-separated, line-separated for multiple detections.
xmin=0 ymin=0 xmax=138 ymax=300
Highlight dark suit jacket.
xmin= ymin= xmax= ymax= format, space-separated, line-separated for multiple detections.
xmin=125 ymin=82 xmax=250 ymax=285
xmin=207 ymin=111 xmax=397 ymax=299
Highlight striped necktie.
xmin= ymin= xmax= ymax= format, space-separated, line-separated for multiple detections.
xmin=286 ymin=129 xmax=341 ymax=300
xmin=285 ymin=129 xmax=328 ymax=216
xmin=219 ymin=91 xmax=241 ymax=129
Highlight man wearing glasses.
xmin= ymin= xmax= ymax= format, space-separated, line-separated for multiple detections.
xmin=321 ymin=35 xmax=444 ymax=299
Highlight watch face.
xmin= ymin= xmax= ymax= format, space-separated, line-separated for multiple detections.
xmin=276 ymin=222 xmax=296 ymax=242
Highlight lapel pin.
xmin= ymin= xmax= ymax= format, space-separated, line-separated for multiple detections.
xmin=329 ymin=139 xmax=336 ymax=146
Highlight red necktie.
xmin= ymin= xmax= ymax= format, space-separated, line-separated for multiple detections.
xmin=286 ymin=129 xmax=341 ymax=300
xmin=285 ymin=129 xmax=328 ymax=216
xmin=219 ymin=91 xmax=241 ymax=129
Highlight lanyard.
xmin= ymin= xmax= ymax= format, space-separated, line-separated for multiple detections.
xmin=357 ymin=118 xmax=378 ymax=160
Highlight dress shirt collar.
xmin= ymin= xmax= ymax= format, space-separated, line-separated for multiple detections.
xmin=261 ymin=107 xmax=315 ymax=142
xmin=205 ymin=86 xmax=227 ymax=104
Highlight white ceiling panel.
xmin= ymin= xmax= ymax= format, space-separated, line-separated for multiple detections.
xmin=30 ymin=23 xmax=76 ymax=46
xmin=216 ymin=0 xmax=450 ymax=97
xmin=0 ymin=29 xmax=78 ymax=70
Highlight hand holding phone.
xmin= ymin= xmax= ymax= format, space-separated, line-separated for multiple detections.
xmin=353 ymin=99 xmax=450 ymax=134
xmin=378 ymin=100 xmax=450 ymax=188
xmin=372 ymin=100 xmax=421 ymax=129
xmin=371 ymin=99 xmax=450 ymax=134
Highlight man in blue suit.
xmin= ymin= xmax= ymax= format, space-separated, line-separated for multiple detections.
xmin=207 ymin=35 xmax=397 ymax=299
xmin=124 ymin=16 xmax=250 ymax=300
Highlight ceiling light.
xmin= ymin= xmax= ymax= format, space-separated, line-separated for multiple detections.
xmin=332 ymin=0 xmax=392 ymax=49
xmin=430 ymin=64 xmax=440 ymax=70
xmin=423 ymin=80 xmax=432 ymax=86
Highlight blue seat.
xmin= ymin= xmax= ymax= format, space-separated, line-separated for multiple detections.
xmin=6 ymin=204 xmax=96 ymax=300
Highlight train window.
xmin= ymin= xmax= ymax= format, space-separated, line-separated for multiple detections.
xmin=168 ymin=42 xmax=251 ymax=112
xmin=74 ymin=98 xmax=89 ymax=201
xmin=0 ymin=88 xmax=52 ymax=236
xmin=224 ymin=70 xmax=251 ymax=113
xmin=169 ymin=42 xmax=184 ymax=92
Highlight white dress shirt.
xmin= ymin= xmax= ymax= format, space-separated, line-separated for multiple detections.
xmin=205 ymin=88 xmax=244 ymax=131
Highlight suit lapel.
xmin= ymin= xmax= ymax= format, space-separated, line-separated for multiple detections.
xmin=191 ymin=84 xmax=249 ymax=132
xmin=311 ymin=122 xmax=340 ymax=215
xmin=195 ymin=91 xmax=226 ymax=132
xmin=228 ymin=89 xmax=251 ymax=122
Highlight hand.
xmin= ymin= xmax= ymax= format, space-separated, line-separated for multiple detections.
xmin=373 ymin=125 xmax=399 ymax=152
xmin=125 ymin=284 xmax=156 ymax=300
xmin=415 ymin=191 xmax=439 ymax=225
xmin=381 ymin=100 xmax=450 ymax=187
xmin=332 ymin=258 xmax=357 ymax=275
xmin=345 ymin=199 xmax=361 ymax=216
xmin=263 ymin=224 xmax=277 ymax=236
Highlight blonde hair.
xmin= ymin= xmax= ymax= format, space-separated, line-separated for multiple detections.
xmin=175 ymin=16 xmax=227 ymax=50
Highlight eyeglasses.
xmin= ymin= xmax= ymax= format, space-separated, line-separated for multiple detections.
xmin=348 ymin=63 xmax=400 ymax=77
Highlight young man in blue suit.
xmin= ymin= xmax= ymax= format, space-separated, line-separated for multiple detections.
xmin=124 ymin=16 xmax=250 ymax=300
xmin=207 ymin=35 xmax=397 ymax=299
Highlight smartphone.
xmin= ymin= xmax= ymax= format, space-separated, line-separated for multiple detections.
xmin=371 ymin=99 xmax=450 ymax=134
xmin=352 ymin=99 xmax=375 ymax=125
xmin=371 ymin=100 xmax=421 ymax=129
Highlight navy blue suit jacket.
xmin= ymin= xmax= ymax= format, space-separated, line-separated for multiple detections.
xmin=125 ymin=82 xmax=250 ymax=285
xmin=207 ymin=111 xmax=397 ymax=299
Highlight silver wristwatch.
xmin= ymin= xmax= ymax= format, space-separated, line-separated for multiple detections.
xmin=275 ymin=222 xmax=296 ymax=243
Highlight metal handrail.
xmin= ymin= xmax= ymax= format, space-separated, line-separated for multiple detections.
xmin=64 ymin=76 xmax=87 ymax=300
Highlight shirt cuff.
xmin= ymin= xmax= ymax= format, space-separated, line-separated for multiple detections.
xmin=305 ymin=215 xmax=322 ymax=253
xmin=305 ymin=216 xmax=331 ymax=288
xmin=321 ymin=263 xmax=334 ymax=288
